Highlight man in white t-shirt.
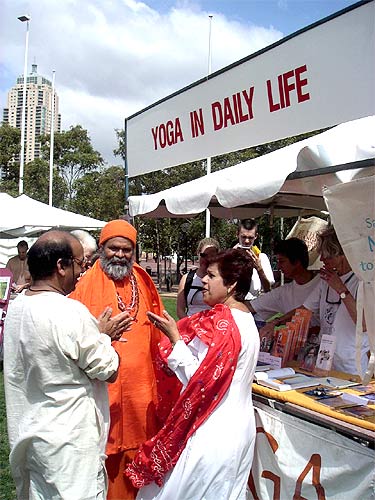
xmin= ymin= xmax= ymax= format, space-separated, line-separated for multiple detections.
xmin=247 ymin=238 xmax=319 ymax=326
xmin=235 ymin=219 xmax=274 ymax=299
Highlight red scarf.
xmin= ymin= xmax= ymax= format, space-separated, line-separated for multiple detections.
xmin=125 ymin=303 xmax=242 ymax=488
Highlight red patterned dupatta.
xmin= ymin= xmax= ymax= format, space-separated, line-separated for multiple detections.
xmin=125 ymin=303 xmax=242 ymax=488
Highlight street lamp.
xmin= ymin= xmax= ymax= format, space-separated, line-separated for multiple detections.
xmin=18 ymin=14 xmax=31 ymax=195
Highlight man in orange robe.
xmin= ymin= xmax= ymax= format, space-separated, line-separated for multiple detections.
xmin=70 ymin=219 xmax=170 ymax=499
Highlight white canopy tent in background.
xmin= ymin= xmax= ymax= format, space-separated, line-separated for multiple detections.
xmin=0 ymin=193 xmax=106 ymax=238
xmin=128 ymin=116 xmax=375 ymax=219
xmin=0 ymin=193 xmax=106 ymax=265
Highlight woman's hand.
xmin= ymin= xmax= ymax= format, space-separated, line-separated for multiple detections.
xmin=147 ymin=310 xmax=181 ymax=345
xmin=98 ymin=307 xmax=133 ymax=341
xmin=320 ymin=267 xmax=347 ymax=294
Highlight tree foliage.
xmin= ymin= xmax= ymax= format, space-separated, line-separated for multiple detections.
xmin=72 ymin=166 xmax=126 ymax=220
xmin=0 ymin=122 xmax=21 ymax=195
xmin=23 ymin=159 xmax=68 ymax=205
xmin=41 ymin=125 xmax=104 ymax=206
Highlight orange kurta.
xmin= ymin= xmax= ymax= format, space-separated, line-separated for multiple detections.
xmin=70 ymin=261 xmax=167 ymax=499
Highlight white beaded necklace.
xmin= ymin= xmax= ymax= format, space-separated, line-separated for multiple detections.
xmin=116 ymin=273 xmax=139 ymax=318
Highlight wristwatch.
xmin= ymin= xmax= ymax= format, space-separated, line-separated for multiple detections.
xmin=339 ymin=289 xmax=350 ymax=299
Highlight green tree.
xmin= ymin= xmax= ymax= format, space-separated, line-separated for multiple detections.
xmin=41 ymin=125 xmax=104 ymax=206
xmin=0 ymin=122 xmax=21 ymax=195
xmin=72 ymin=166 xmax=126 ymax=220
xmin=23 ymin=158 xmax=68 ymax=206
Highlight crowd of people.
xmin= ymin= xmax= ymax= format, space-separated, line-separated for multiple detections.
xmin=2 ymin=217 xmax=369 ymax=499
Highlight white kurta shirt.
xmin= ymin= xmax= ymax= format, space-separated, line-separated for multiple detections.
xmin=137 ymin=308 xmax=260 ymax=500
xmin=4 ymin=292 xmax=119 ymax=500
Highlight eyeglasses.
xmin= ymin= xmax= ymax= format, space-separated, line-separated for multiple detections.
xmin=72 ymin=257 xmax=87 ymax=268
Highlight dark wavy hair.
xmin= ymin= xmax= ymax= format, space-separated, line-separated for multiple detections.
xmin=210 ymin=248 xmax=253 ymax=301
xmin=28 ymin=233 xmax=74 ymax=280
xmin=274 ymin=237 xmax=309 ymax=269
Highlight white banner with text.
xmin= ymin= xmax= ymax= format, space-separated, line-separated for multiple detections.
xmin=249 ymin=404 xmax=374 ymax=499
xmin=126 ymin=1 xmax=375 ymax=176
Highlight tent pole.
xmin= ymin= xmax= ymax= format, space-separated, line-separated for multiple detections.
xmin=124 ymin=118 xmax=129 ymax=216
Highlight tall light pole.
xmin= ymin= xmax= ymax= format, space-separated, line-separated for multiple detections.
xmin=205 ymin=15 xmax=213 ymax=237
xmin=49 ymin=70 xmax=56 ymax=206
xmin=18 ymin=14 xmax=31 ymax=195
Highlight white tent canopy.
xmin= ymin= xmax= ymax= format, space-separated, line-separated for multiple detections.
xmin=0 ymin=194 xmax=106 ymax=238
xmin=128 ymin=116 xmax=375 ymax=219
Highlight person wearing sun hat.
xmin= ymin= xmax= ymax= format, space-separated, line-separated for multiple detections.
xmin=70 ymin=219 xmax=177 ymax=499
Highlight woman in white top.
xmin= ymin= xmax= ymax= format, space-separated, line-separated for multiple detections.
xmin=177 ymin=237 xmax=220 ymax=318
xmin=126 ymin=249 xmax=259 ymax=500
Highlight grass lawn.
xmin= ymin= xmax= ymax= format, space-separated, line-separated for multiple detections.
xmin=160 ymin=296 xmax=178 ymax=320
xmin=0 ymin=297 xmax=177 ymax=500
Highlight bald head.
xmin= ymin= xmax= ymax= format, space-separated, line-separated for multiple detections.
xmin=28 ymin=230 xmax=83 ymax=281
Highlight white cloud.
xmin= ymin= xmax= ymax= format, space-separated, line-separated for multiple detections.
xmin=1 ymin=0 xmax=283 ymax=164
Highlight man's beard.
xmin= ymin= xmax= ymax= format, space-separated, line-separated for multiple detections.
xmin=99 ymin=252 xmax=134 ymax=281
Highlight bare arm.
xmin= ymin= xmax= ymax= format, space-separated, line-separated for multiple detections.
xmin=246 ymin=248 xmax=272 ymax=293
xmin=320 ymin=268 xmax=366 ymax=330
xmin=176 ymin=274 xmax=188 ymax=319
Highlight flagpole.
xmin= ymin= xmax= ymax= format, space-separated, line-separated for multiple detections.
xmin=48 ymin=70 xmax=56 ymax=206
xmin=205 ymin=14 xmax=213 ymax=237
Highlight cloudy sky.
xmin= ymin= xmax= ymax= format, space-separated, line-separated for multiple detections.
xmin=1 ymin=0 xmax=355 ymax=166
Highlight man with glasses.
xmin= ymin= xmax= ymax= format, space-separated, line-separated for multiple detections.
xmin=4 ymin=230 xmax=120 ymax=499
xmin=70 ymin=219 xmax=172 ymax=500
xmin=236 ymin=219 xmax=274 ymax=299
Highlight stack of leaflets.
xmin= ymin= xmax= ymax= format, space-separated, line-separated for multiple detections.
xmin=302 ymin=386 xmax=375 ymax=421
xmin=258 ymin=309 xmax=313 ymax=369
xmin=254 ymin=367 xmax=320 ymax=392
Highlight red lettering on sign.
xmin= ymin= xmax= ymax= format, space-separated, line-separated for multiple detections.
xmin=267 ymin=64 xmax=310 ymax=112
xmin=211 ymin=87 xmax=255 ymax=131
xmin=211 ymin=101 xmax=223 ymax=131
xmin=151 ymin=127 xmax=159 ymax=150
xmin=242 ymin=87 xmax=254 ymax=120
xmin=150 ymin=118 xmax=184 ymax=150
xmin=190 ymin=109 xmax=205 ymax=138
xmin=223 ymin=96 xmax=236 ymax=127
xmin=283 ymin=70 xmax=295 ymax=107
xmin=295 ymin=64 xmax=310 ymax=103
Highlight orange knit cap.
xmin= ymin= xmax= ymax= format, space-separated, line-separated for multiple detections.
xmin=99 ymin=219 xmax=137 ymax=247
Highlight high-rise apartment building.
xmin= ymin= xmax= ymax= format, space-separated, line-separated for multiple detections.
xmin=2 ymin=63 xmax=61 ymax=163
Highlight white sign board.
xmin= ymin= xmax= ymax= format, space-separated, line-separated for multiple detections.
xmin=250 ymin=404 xmax=375 ymax=499
xmin=323 ymin=176 xmax=375 ymax=382
xmin=126 ymin=1 xmax=375 ymax=177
